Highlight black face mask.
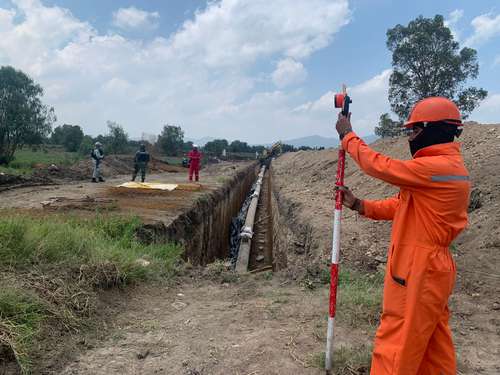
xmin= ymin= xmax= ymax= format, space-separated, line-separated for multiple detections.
xmin=409 ymin=123 xmax=457 ymax=156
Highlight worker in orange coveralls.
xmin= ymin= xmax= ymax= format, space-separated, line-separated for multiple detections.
xmin=335 ymin=97 xmax=470 ymax=374
xmin=188 ymin=144 xmax=202 ymax=182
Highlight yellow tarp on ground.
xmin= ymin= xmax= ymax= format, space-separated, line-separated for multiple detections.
xmin=116 ymin=182 xmax=202 ymax=192
xmin=117 ymin=182 xmax=178 ymax=191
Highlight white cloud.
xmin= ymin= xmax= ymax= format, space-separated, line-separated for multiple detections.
xmin=0 ymin=8 xmax=15 ymax=31
xmin=293 ymin=69 xmax=392 ymax=135
xmin=448 ymin=9 xmax=464 ymax=24
xmin=272 ymin=58 xmax=307 ymax=88
xmin=112 ymin=6 xmax=160 ymax=30
xmin=494 ymin=55 xmax=500 ymax=66
xmin=444 ymin=9 xmax=464 ymax=41
xmin=472 ymin=93 xmax=500 ymax=124
xmin=169 ymin=0 xmax=350 ymax=68
xmin=465 ymin=12 xmax=500 ymax=46
xmin=0 ymin=0 xmax=351 ymax=143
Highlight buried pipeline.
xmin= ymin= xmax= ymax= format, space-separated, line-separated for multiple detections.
xmin=137 ymin=160 xmax=283 ymax=272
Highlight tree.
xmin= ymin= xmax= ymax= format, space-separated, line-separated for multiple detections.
xmin=228 ymin=140 xmax=251 ymax=153
xmin=281 ymin=144 xmax=296 ymax=153
xmin=375 ymin=113 xmax=402 ymax=138
xmin=203 ymin=139 xmax=229 ymax=156
xmin=106 ymin=121 xmax=129 ymax=154
xmin=0 ymin=66 xmax=55 ymax=164
xmin=298 ymin=146 xmax=313 ymax=151
xmin=387 ymin=15 xmax=487 ymax=121
xmin=51 ymin=124 xmax=84 ymax=152
xmin=250 ymin=145 xmax=266 ymax=153
xmin=157 ymin=124 xmax=184 ymax=156
xmin=79 ymin=135 xmax=94 ymax=156
xmin=182 ymin=141 xmax=194 ymax=152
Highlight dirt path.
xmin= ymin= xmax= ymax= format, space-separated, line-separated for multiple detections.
xmin=58 ymin=276 xmax=365 ymax=375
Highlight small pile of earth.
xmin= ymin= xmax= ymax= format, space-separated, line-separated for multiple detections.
xmin=0 ymin=172 xmax=53 ymax=192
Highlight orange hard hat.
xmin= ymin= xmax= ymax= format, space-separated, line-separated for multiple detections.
xmin=404 ymin=97 xmax=462 ymax=128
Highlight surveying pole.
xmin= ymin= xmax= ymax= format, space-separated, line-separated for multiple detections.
xmin=325 ymin=85 xmax=351 ymax=373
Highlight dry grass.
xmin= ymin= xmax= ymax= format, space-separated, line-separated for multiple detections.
xmin=0 ymin=213 xmax=183 ymax=374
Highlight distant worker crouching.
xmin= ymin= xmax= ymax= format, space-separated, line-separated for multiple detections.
xmin=132 ymin=144 xmax=150 ymax=183
xmin=91 ymin=142 xmax=105 ymax=183
xmin=188 ymin=144 xmax=201 ymax=182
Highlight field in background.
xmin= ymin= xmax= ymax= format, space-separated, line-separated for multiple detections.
xmin=0 ymin=147 xmax=83 ymax=175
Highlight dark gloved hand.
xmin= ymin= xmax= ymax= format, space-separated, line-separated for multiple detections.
xmin=336 ymin=113 xmax=353 ymax=139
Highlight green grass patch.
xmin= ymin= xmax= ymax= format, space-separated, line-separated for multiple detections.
xmin=337 ymin=269 xmax=384 ymax=328
xmin=0 ymin=213 xmax=183 ymax=373
xmin=0 ymin=214 xmax=182 ymax=281
xmin=0 ymin=147 xmax=83 ymax=175
xmin=160 ymin=156 xmax=184 ymax=166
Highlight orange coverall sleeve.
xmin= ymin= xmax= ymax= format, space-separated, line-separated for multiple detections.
xmin=363 ymin=195 xmax=399 ymax=221
xmin=341 ymin=132 xmax=432 ymax=190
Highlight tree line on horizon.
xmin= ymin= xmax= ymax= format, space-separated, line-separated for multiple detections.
xmin=0 ymin=15 xmax=488 ymax=164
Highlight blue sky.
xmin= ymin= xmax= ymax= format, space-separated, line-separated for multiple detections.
xmin=0 ymin=0 xmax=499 ymax=143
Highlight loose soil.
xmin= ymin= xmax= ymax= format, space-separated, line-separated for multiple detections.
xmin=57 ymin=276 xmax=366 ymax=375
xmin=0 ymin=162 xmax=250 ymax=225
xmin=272 ymin=123 xmax=500 ymax=374
xmin=2 ymin=124 xmax=499 ymax=374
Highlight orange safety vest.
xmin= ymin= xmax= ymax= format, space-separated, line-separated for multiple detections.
xmin=342 ymin=132 xmax=470 ymax=375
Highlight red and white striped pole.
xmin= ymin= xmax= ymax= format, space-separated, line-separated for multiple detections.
xmin=325 ymin=146 xmax=346 ymax=373
xmin=325 ymin=86 xmax=350 ymax=373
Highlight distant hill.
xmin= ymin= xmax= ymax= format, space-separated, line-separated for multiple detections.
xmin=281 ymin=134 xmax=378 ymax=148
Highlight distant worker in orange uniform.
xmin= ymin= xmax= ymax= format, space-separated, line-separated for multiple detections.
xmin=335 ymin=97 xmax=470 ymax=374
xmin=188 ymin=144 xmax=202 ymax=182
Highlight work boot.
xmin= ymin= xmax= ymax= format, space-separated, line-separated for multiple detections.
xmin=91 ymin=178 xmax=97 ymax=183
xmin=141 ymin=178 xmax=145 ymax=183
xmin=98 ymin=177 xmax=105 ymax=182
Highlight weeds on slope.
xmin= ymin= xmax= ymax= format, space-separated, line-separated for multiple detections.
xmin=337 ymin=269 xmax=383 ymax=328
xmin=0 ymin=213 xmax=182 ymax=374
xmin=0 ymin=214 xmax=182 ymax=281
xmin=302 ymin=264 xmax=383 ymax=329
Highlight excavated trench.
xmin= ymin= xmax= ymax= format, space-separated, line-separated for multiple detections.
xmin=137 ymin=160 xmax=287 ymax=272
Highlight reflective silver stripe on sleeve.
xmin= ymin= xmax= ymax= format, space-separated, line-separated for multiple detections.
xmin=430 ymin=175 xmax=470 ymax=182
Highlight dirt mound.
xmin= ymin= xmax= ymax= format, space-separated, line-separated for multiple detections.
xmin=272 ymin=123 xmax=500 ymax=373
xmin=0 ymin=172 xmax=53 ymax=192
xmin=31 ymin=155 xmax=186 ymax=181
xmin=273 ymin=123 xmax=500 ymax=278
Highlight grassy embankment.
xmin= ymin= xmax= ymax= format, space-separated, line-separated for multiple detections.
xmin=0 ymin=213 xmax=182 ymax=374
